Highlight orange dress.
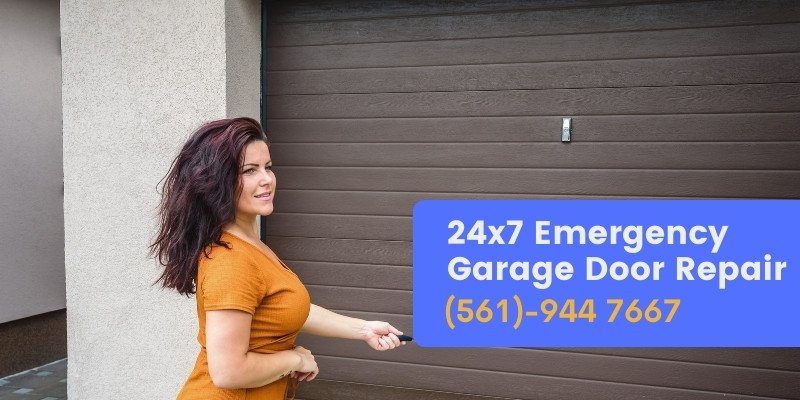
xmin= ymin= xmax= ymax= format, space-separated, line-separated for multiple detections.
xmin=177 ymin=232 xmax=311 ymax=400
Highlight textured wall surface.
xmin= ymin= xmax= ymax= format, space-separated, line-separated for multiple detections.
xmin=0 ymin=0 xmax=65 ymax=324
xmin=61 ymin=1 xmax=260 ymax=398
xmin=226 ymin=0 xmax=262 ymax=120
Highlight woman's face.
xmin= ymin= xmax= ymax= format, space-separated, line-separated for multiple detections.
xmin=235 ymin=140 xmax=276 ymax=219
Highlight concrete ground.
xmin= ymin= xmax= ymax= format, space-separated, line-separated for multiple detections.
xmin=0 ymin=359 xmax=67 ymax=400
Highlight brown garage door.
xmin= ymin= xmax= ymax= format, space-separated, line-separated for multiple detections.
xmin=263 ymin=0 xmax=800 ymax=398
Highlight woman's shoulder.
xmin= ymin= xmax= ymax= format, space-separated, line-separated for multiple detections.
xmin=199 ymin=233 xmax=260 ymax=269
xmin=196 ymin=233 xmax=270 ymax=304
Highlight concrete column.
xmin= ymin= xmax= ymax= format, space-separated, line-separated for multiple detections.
xmin=61 ymin=1 xmax=260 ymax=397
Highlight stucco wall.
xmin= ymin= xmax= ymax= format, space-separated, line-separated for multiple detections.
xmin=61 ymin=1 xmax=260 ymax=397
xmin=0 ymin=0 xmax=65 ymax=324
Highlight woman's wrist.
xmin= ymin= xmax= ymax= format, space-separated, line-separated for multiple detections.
xmin=356 ymin=319 xmax=372 ymax=341
xmin=289 ymin=349 xmax=303 ymax=372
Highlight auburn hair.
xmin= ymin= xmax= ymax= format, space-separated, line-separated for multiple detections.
xmin=150 ymin=117 xmax=268 ymax=295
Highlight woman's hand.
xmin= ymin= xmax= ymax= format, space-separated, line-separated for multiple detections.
xmin=360 ymin=320 xmax=407 ymax=351
xmin=302 ymin=304 xmax=409 ymax=352
xmin=289 ymin=346 xmax=319 ymax=382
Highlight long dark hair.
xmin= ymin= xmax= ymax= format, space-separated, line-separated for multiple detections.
xmin=151 ymin=117 xmax=268 ymax=295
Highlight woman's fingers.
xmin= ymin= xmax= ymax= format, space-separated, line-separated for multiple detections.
xmin=291 ymin=368 xmax=319 ymax=381
xmin=377 ymin=332 xmax=402 ymax=350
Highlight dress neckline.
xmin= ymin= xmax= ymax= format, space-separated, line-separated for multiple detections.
xmin=222 ymin=231 xmax=291 ymax=271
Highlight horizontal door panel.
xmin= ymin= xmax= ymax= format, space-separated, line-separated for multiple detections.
xmin=275 ymin=167 xmax=800 ymax=198
xmin=268 ymin=53 xmax=800 ymax=95
xmin=267 ymin=84 xmax=800 ymax=118
xmin=267 ymin=113 xmax=800 ymax=143
xmin=271 ymin=142 xmax=800 ymax=170
xmin=268 ymin=24 xmax=800 ymax=70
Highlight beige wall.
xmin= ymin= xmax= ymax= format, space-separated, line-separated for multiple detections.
xmin=61 ymin=1 xmax=260 ymax=397
xmin=0 ymin=0 xmax=65 ymax=324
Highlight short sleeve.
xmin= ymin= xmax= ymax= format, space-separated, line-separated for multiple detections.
xmin=199 ymin=249 xmax=266 ymax=315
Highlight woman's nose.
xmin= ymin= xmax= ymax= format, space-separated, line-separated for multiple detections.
xmin=259 ymin=170 xmax=273 ymax=184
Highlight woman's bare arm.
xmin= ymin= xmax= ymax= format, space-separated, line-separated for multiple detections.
xmin=205 ymin=310 xmax=318 ymax=389
xmin=302 ymin=304 xmax=406 ymax=351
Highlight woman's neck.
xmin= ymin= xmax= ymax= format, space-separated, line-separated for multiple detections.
xmin=224 ymin=215 xmax=259 ymax=240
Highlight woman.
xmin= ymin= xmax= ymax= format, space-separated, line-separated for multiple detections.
xmin=151 ymin=117 xmax=406 ymax=399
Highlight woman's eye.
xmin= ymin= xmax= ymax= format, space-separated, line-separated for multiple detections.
xmin=243 ymin=168 xmax=255 ymax=175
xmin=265 ymin=165 xmax=272 ymax=171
